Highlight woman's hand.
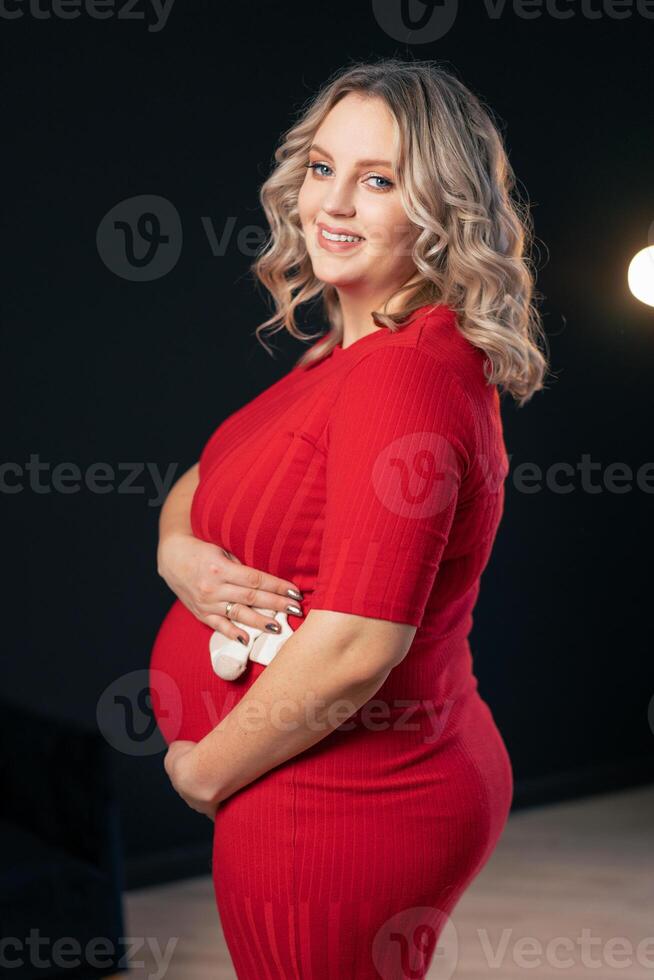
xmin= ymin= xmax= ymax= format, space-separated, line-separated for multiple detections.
xmin=156 ymin=532 xmax=304 ymax=644
xmin=163 ymin=740 xmax=219 ymax=822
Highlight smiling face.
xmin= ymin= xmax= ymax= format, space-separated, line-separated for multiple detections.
xmin=297 ymin=91 xmax=420 ymax=299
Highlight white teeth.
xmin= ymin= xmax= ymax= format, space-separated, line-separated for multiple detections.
xmin=321 ymin=228 xmax=364 ymax=243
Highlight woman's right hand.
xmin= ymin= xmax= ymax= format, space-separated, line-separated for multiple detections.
xmin=156 ymin=532 xmax=304 ymax=643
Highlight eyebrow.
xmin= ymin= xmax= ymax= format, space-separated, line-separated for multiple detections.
xmin=308 ymin=143 xmax=394 ymax=169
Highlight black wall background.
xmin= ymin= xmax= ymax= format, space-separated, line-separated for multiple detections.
xmin=2 ymin=0 xmax=653 ymax=887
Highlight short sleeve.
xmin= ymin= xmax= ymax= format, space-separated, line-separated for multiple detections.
xmin=310 ymin=346 xmax=474 ymax=627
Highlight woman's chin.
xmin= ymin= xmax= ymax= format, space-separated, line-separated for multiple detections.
xmin=311 ymin=263 xmax=370 ymax=289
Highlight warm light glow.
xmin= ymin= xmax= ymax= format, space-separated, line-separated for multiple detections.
xmin=628 ymin=246 xmax=654 ymax=307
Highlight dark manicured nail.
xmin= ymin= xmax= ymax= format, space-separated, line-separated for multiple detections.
xmin=286 ymin=604 xmax=303 ymax=616
xmin=265 ymin=622 xmax=281 ymax=633
xmin=236 ymin=635 xmax=248 ymax=645
xmin=287 ymin=588 xmax=303 ymax=600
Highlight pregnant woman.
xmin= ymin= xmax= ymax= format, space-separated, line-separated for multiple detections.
xmin=149 ymin=57 xmax=549 ymax=979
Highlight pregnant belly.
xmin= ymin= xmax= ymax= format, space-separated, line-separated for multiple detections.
xmin=150 ymin=600 xmax=514 ymax=884
xmin=149 ymin=598 xmax=268 ymax=745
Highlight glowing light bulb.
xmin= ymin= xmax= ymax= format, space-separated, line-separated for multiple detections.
xmin=628 ymin=246 xmax=654 ymax=307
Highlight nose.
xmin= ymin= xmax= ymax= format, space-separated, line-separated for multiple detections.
xmin=320 ymin=178 xmax=356 ymax=218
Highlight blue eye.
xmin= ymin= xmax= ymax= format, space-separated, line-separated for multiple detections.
xmin=306 ymin=162 xmax=332 ymax=177
xmin=366 ymin=175 xmax=393 ymax=191
xmin=305 ymin=162 xmax=394 ymax=192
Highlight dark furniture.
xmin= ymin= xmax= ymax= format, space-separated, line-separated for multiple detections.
xmin=0 ymin=698 xmax=127 ymax=978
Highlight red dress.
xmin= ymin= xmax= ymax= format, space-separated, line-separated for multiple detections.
xmin=149 ymin=303 xmax=514 ymax=979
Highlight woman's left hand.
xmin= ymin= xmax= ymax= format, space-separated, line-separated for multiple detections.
xmin=163 ymin=740 xmax=220 ymax=822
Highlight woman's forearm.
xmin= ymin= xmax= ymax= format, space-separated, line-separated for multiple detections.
xmin=190 ymin=617 xmax=391 ymax=806
xmin=157 ymin=461 xmax=199 ymax=572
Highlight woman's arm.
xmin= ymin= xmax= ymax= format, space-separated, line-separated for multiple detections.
xmin=156 ymin=461 xmax=199 ymax=575
xmin=156 ymin=462 xmax=306 ymax=641
xmin=166 ymin=346 xmax=472 ymax=812
xmin=182 ymin=609 xmax=417 ymax=807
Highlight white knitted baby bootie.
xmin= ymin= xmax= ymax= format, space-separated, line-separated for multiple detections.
xmin=209 ymin=608 xmax=293 ymax=680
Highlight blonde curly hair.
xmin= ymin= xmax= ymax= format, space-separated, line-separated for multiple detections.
xmin=252 ymin=57 xmax=551 ymax=407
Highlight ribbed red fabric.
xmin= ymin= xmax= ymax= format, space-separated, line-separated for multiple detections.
xmin=149 ymin=303 xmax=514 ymax=979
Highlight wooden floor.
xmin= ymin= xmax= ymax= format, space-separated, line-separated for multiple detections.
xmin=118 ymin=783 xmax=654 ymax=978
